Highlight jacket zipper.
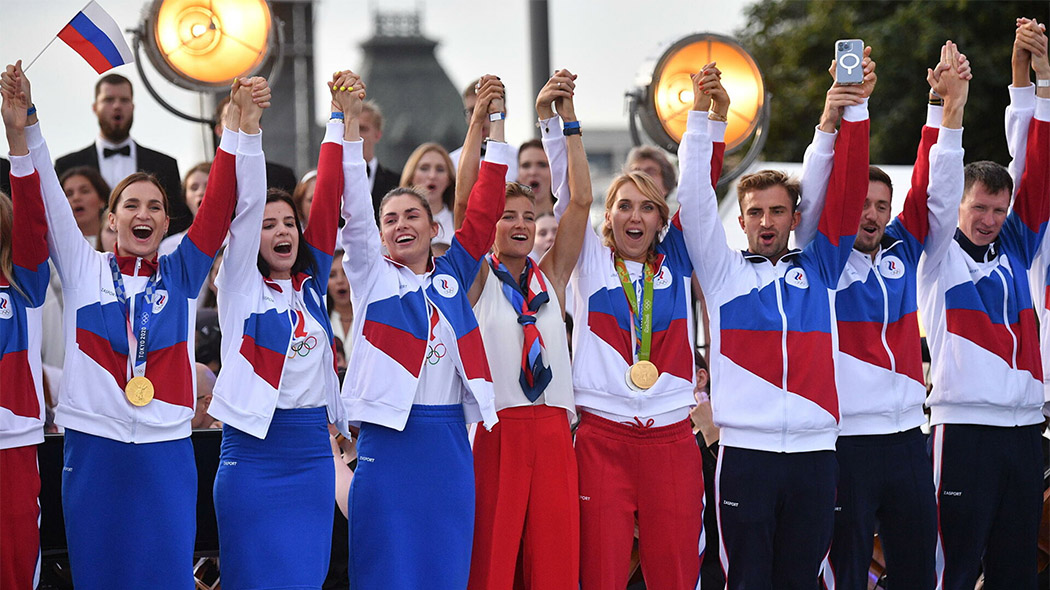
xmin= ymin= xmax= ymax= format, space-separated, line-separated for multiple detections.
xmin=870 ymin=254 xmax=899 ymax=428
xmin=774 ymin=276 xmax=789 ymax=448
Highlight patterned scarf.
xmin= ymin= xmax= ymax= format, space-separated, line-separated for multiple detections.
xmin=488 ymin=254 xmax=552 ymax=402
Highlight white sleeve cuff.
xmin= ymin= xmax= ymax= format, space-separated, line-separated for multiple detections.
xmin=937 ymin=126 xmax=964 ymax=151
xmin=324 ymin=119 xmax=344 ymax=144
xmin=926 ymin=104 xmax=943 ymax=128
xmin=842 ymin=98 xmax=869 ymax=122
xmin=8 ymin=153 xmax=33 ymax=177
xmin=24 ymin=122 xmax=43 ymax=149
xmin=1036 ymin=97 xmax=1050 ymax=122
xmin=708 ymin=119 xmax=727 ymax=142
xmin=810 ymin=126 xmax=837 ymax=153
xmin=484 ymin=141 xmax=514 ymax=167
xmin=539 ymin=115 xmax=562 ymax=139
xmin=219 ymin=127 xmax=241 ymax=153
xmin=687 ymin=110 xmax=709 ymax=132
xmin=343 ymin=139 xmax=364 ymax=163
xmin=1009 ymin=83 xmax=1036 ymax=111
xmin=237 ymin=130 xmax=262 ymax=156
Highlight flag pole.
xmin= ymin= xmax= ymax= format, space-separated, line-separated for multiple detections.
xmin=24 ymin=36 xmax=59 ymax=72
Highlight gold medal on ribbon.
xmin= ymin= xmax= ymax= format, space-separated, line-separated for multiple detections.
xmin=125 ymin=376 xmax=155 ymax=407
xmin=628 ymin=360 xmax=659 ymax=390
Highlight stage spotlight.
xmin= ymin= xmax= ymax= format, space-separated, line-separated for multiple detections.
xmin=630 ymin=33 xmax=766 ymax=154
xmin=141 ymin=0 xmax=274 ymax=91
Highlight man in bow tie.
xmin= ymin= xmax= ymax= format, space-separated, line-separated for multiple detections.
xmin=55 ymin=74 xmax=186 ymax=235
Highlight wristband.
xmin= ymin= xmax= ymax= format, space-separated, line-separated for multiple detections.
xmin=489 ymin=112 xmax=505 ymax=121
xmin=929 ymin=96 xmax=943 ymax=106
xmin=26 ymin=105 xmax=36 ymax=117
xmin=1038 ymin=79 xmax=1050 ymax=88
xmin=562 ymin=120 xmax=581 ymax=136
xmin=330 ymin=111 xmax=344 ymax=120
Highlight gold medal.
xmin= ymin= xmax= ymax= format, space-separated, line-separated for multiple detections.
xmin=125 ymin=376 xmax=155 ymax=406
xmin=628 ymin=360 xmax=659 ymax=390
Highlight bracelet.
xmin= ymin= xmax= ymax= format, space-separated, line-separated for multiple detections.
xmin=26 ymin=105 xmax=36 ymax=117
xmin=1038 ymin=79 xmax=1050 ymax=88
xmin=330 ymin=111 xmax=344 ymax=120
xmin=489 ymin=112 xmax=505 ymax=121
xmin=562 ymin=120 xmax=582 ymax=136
xmin=707 ymin=111 xmax=727 ymax=122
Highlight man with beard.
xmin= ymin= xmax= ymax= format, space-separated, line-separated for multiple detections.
xmin=55 ymin=74 xmax=186 ymax=234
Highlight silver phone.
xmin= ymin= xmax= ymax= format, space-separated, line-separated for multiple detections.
xmin=835 ymin=39 xmax=865 ymax=85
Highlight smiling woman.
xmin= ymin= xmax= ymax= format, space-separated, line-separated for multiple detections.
xmin=1 ymin=61 xmax=242 ymax=589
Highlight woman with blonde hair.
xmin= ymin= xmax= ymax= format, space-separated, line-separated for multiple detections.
xmin=400 ymin=142 xmax=456 ymax=246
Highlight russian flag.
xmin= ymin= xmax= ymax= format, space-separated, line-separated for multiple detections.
xmin=57 ymin=1 xmax=134 ymax=74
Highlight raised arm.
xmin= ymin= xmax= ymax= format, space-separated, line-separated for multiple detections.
xmin=796 ymin=48 xmax=876 ymax=248
xmin=675 ymin=64 xmax=739 ymax=288
xmin=1002 ymin=21 xmax=1050 ymax=269
xmin=338 ymin=76 xmax=381 ymax=293
xmin=3 ymin=62 xmax=95 ymax=285
xmin=2 ymin=75 xmax=49 ymax=306
xmin=303 ymin=70 xmax=358 ymax=294
xmin=901 ymin=42 xmax=969 ymax=268
xmin=538 ymin=69 xmax=591 ymax=306
xmin=542 ymin=70 xmax=577 ymax=222
xmin=453 ymin=75 xmax=504 ymax=229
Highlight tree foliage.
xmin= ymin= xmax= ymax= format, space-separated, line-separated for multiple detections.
xmin=736 ymin=0 xmax=1047 ymax=165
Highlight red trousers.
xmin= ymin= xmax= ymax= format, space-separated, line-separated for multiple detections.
xmin=1 ymin=445 xmax=40 ymax=590
xmin=576 ymin=412 xmax=705 ymax=590
xmin=468 ymin=405 xmax=579 ymax=590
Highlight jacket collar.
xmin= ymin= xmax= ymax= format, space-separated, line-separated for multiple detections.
xmin=383 ymin=253 xmax=435 ymax=274
xmin=954 ymin=228 xmax=998 ymax=263
xmin=112 ymin=252 xmax=159 ymax=276
xmin=263 ymin=272 xmax=310 ymax=293
xmin=743 ymin=248 xmax=802 ymax=265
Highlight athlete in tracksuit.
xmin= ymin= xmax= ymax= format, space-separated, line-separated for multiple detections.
xmin=683 ymin=69 xmax=870 ymax=587
xmin=795 ymin=45 xmax=969 ymax=589
xmin=20 ymin=70 xmax=237 ymax=588
xmin=207 ymin=77 xmax=347 ymax=589
xmin=921 ymin=29 xmax=1050 ymax=589
xmin=339 ymin=77 xmax=507 ymax=590
xmin=0 ymin=96 xmax=49 ymax=590
xmin=465 ymin=71 xmax=585 ymax=590
xmin=544 ymin=71 xmax=725 ymax=590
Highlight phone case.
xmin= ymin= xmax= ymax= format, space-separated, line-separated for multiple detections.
xmin=835 ymin=39 xmax=865 ymax=85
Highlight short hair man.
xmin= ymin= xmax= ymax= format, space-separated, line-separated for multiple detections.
xmin=684 ymin=59 xmax=872 ymax=588
xmin=191 ymin=363 xmax=216 ymax=429
xmin=55 ymin=74 xmax=186 ymax=234
xmin=213 ymin=95 xmax=297 ymax=193
xmin=794 ymin=41 xmax=969 ymax=589
xmin=449 ymin=78 xmax=518 ymax=179
xmin=920 ymin=20 xmax=1050 ymax=588
xmin=625 ymin=145 xmax=677 ymax=199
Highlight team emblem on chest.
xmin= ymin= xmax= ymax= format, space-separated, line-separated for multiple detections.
xmin=433 ymin=274 xmax=459 ymax=298
xmin=0 ymin=293 xmax=12 ymax=319
xmin=878 ymin=256 xmax=905 ymax=279
xmin=786 ymin=268 xmax=809 ymax=289
xmin=653 ymin=265 xmax=673 ymax=290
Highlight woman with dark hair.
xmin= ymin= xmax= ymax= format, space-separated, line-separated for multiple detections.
xmin=208 ymin=71 xmax=353 ymax=589
xmin=0 ymin=62 xmax=259 ymax=589
xmin=400 ymin=142 xmax=456 ymax=247
xmin=340 ymin=75 xmax=508 ymax=590
xmin=458 ymin=71 xmax=591 ymax=590
xmin=0 ymin=77 xmax=50 ymax=590
xmin=60 ymin=165 xmax=109 ymax=246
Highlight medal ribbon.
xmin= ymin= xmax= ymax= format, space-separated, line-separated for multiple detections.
xmin=613 ymin=256 xmax=654 ymax=363
xmin=108 ymin=257 xmax=160 ymax=381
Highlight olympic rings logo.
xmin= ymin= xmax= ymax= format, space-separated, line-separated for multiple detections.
xmin=288 ymin=335 xmax=318 ymax=359
xmin=426 ymin=343 xmax=447 ymax=365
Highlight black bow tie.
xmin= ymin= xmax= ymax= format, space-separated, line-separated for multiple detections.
xmin=103 ymin=145 xmax=131 ymax=158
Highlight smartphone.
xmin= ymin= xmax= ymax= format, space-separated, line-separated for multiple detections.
xmin=835 ymin=39 xmax=865 ymax=85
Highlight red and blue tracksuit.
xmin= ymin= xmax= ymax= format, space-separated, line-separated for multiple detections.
xmin=680 ymin=102 xmax=870 ymax=588
xmin=922 ymin=86 xmax=1050 ymax=590
xmin=1 ymin=159 xmax=49 ymax=590
xmin=24 ymin=119 xmax=236 ymax=589
xmin=796 ymin=104 xmax=964 ymax=590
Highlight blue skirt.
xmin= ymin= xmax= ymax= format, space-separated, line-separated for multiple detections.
xmin=348 ymin=404 xmax=475 ymax=590
xmin=213 ymin=407 xmax=334 ymax=589
xmin=62 ymin=429 xmax=196 ymax=590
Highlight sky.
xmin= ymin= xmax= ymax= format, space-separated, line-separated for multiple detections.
xmin=0 ymin=0 xmax=750 ymax=174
